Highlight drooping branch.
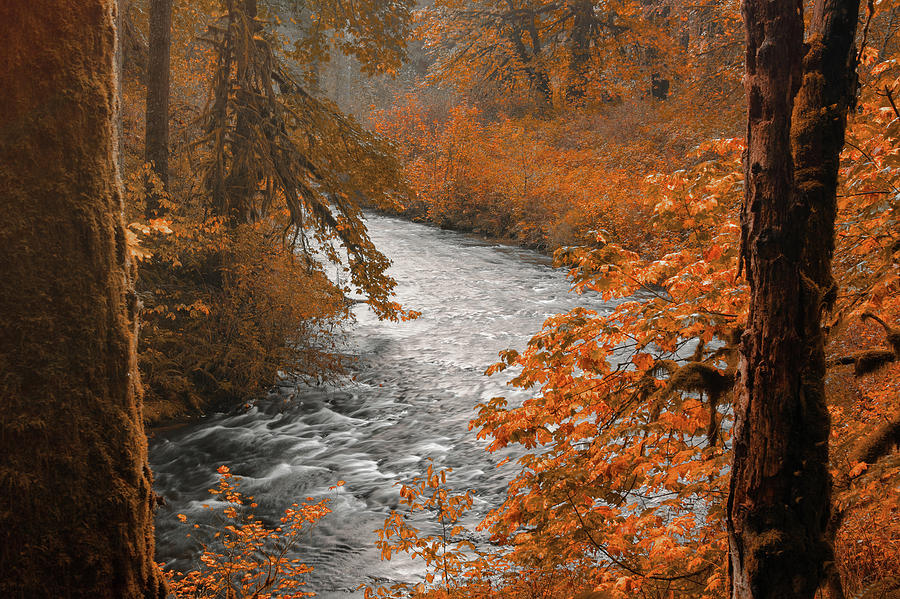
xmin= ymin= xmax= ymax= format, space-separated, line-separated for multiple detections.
xmin=195 ymin=0 xmax=407 ymax=318
xmin=850 ymin=413 xmax=900 ymax=465
xmin=651 ymin=358 xmax=735 ymax=445
xmin=829 ymin=312 xmax=900 ymax=374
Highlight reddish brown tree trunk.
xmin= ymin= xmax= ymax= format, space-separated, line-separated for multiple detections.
xmin=565 ymin=0 xmax=594 ymax=105
xmin=145 ymin=0 xmax=173 ymax=216
xmin=728 ymin=0 xmax=860 ymax=597
xmin=0 ymin=2 xmax=165 ymax=597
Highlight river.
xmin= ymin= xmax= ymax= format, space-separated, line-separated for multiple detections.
xmin=150 ymin=213 xmax=614 ymax=597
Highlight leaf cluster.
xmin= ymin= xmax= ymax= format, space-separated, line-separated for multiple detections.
xmin=164 ymin=466 xmax=330 ymax=598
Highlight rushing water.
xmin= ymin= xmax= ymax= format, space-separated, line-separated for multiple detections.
xmin=150 ymin=213 xmax=614 ymax=597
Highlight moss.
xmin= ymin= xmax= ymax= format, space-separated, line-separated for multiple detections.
xmin=0 ymin=2 xmax=164 ymax=596
xmin=853 ymin=349 xmax=896 ymax=375
xmin=851 ymin=415 xmax=900 ymax=465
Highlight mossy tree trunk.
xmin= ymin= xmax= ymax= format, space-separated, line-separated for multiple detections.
xmin=0 ymin=1 xmax=165 ymax=597
xmin=145 ymin=0 xmax=173 ymax=216
xmin=206 ymin=0 xmax=263 ymax=226
xmin=728 ymin=0 xmax=860 ymax=597
xmin=223 ymin=0 xmax=261 ymax=225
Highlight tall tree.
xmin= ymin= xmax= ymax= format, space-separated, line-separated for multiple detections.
xmin=220 ymin=0 xmax=262 ymax=225
xmin=0 ymin=1 xmax=165 ymax=597
xmin=728 ymin=0 xmax=861 ymax=596
xmin=564 ymin=0 xmax=596 ymax=104
xmin=197 ymin=0 xmax=413 ymax=318
xmin=145 ymin=0 xmax=173 ymax=216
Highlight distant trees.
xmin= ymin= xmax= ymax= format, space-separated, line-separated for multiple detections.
xmin=728 ymin=0 xmax=861 ymax=597
xmin=417 ymin=0 xmax=739 ymax=112
xmin=0 ymin=1 xmax=164 ymax=597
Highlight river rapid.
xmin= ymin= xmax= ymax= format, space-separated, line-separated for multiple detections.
xmin=150 ymin=213 xmax=614 ymax=597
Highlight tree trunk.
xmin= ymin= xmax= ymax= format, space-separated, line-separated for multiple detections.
xmin=565 ymin=0 xmax=594 ymax=105
xmin=0 ymin=2 xmax=165 ymax=598
xmin=145 ymin=0 xmax=173 ymax=216
xmin=206 ymin=0 xmax=260 ymax=225
xmin=224 ymin=0 xmax=260 ymax=225
xmin=524 ymin=14 xmax=553 ymax=113
xmin=506 ymin=8 xmax=553 ymax=115
xmin=728 ymin=0 xmax=860 ymax=597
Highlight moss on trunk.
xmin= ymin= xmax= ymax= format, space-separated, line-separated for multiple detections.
xmin=0 ymin=1 xmax=165 ymax=596
xmin=728 ymin=0 xmax=860 ymax=597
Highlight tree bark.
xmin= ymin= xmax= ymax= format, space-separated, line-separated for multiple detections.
xmin=145 ymin=0 xmax=173 ymax=216
xmin=206 ymin=0 xmax=261 ymax=225
xmin=728 ymin=0 xmax=860 ymax=597
xmin=0 ymin=2 xmax=165 ymax=598
xmin=224 ymin=0 xmax=261 ymax=225
xmin=505 ymin=5 xmax=553 ymax=115
xmin=565 ymin=0 xmax=594 ymax=105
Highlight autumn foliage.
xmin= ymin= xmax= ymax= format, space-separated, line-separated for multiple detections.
xmin=361 ymin=1 xmax=900 ymax=597
xmin=164 ymin=467 xmax=331 ymax=598
xmin=118 ymin=0 xmax=416 ymax=423
xmin=112 ymin=0 xmax=900 ymax=596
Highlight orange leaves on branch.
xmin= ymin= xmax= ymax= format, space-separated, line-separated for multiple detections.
xmin=631 ymin=353 xmax=654 ymax=371
xmin=849 ymin=461 xmax=869 ymax=478
xmin=365 ymin=462 xmax=478 ymax=599
xmin=450 ymin=139 xmax=750 ymax=598
xmin=164 ymin=467 xmax=330 ymax=599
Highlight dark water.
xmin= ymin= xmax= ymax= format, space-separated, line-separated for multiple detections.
xmin=150 ymin=213 xmax=613 ymax=597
